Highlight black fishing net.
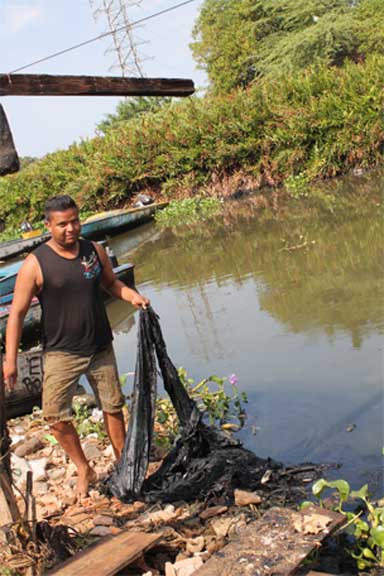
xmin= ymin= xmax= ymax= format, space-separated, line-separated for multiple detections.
xmin=105 ymin=307 xmax=311 ymax=504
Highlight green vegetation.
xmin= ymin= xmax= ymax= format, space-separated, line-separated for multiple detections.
xmin=0 ymin=1 xmax=382 ymax=229
xmin=70 ymin=370 xmax=247 ymax=449
xmin=0 ymin=54 xmax=382 ymax=229
xmin=155 ymin=197 xmax=223 ymax=227
xmin=154 ymin=369 xmax=247 ymax=448
xmin=73 ymin=402 xmax=107 ymax=440
xmin=96 ymin=96 xmax=171 ymax=135
xmin=303 ymin=478 xmax=384 ymax=571
xmin=192 ymin=0 xmax=384 ymax=94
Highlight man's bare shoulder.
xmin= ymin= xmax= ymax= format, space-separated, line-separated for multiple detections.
xmin=17 ymin=253 xmax=41 ymax=281
xmin=92 ymin=241 xmax=107 ymax=262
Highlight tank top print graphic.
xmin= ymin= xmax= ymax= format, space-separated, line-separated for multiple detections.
xmin=81 ymin=249 xmax=101 ymax=280
xmin=33 ymin=239 xmax=113 ymax=355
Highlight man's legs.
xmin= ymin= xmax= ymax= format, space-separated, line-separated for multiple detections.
xmin=43 ymin=351 xmax=96 ymax=498
xmin=49 ymin=420 xmax=96 ymax=497
xmin=103 ymin=410 xmax=125 ymax=459
xmin=86 ymin=345 xmax=126 ymax=460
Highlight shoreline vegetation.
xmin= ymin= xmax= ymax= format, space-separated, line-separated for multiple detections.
xmin=0 ymin=55 xmax=383 ymax=235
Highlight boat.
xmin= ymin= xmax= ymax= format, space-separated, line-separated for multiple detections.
xmin=0 ymin=218 xmax=155 ymax=298
xmin=0 ymin=261 xmax=135 ymax=343
xmin=0 ymin=202 xmax=167 ymax=261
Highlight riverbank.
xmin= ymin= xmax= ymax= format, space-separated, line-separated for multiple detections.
xmin=0 ymin=55 xmax=382 ymax=234
xmin=1 ymin=399 xmax=360 ymax=575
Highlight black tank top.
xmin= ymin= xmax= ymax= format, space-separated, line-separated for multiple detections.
xmin=34 ymin=239 xmax=113 ymax=355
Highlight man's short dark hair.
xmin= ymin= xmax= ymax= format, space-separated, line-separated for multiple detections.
xmin=44 ymin=195 xmax=78 ymax=221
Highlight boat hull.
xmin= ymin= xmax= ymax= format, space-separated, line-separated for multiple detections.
xmin=0 ymin=263 xmax=135 ymax=342
xmin=0 ymin=202 xmax=166 ymax=261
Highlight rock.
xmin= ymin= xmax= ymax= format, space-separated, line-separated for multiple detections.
xmin=140 ymin=505 xmax=180 ymax=527
xmin=102 ymin=444 xmax=114 ymax=458
xmin=62 ymin=494 xmax=77 ymax=507
xmin=13 ymin=425 xmax=27 ymax=435
xmin=165 ymin=557 xmax=203 ymax=576
xmin=47 ymin=467 xmax=66 ymax=481
xmin=66 ymin=463 xmax=78 ymax=478
xmin=89 ymin=526 xmax=114 ymax=537
xmin=199 ymin=506 xmax=228 ymax=520
xmin=234 ymin=489 xmax=262 ymax=507
xmin=93 ymin=515 xmax=114 ymax=526
xmin=11 ymin=454 xmax=47 ymax=486
xmin=33 ymin=481 xmax=49 ymax=495
xmin=206 ymin=536 xmax=225 ymax=555
xmin=28 ymin=458 xmax=48 ymax=482
xmin=10 ymin=435 xmax=25 ymax=448
xmin=228 ymin=514 xmax=247 ymax=536
xmin=186 ymin=536 xmax=205 ymax=555
xmin=82 ymin=440 xmax=102 ymax=461
xmin=210 ymin=517 xmax=233 ymax=538
xmin=14 ymin=436 xmax=44 ymax=457
xmin=39 ymin=493 xmax=62 ymax=515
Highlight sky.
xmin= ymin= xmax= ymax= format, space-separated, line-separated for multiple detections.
xmin=0 ymin=0 xmax=206 ymax=158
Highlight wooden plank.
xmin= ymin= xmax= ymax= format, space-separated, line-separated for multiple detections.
xmin=0 ymin=352 xmax=21 ymax=528
xmin=48 ymin=530 xmax=161 ymax=576
xmin=193 ymin=506 xmax=346 ymax=576
xmin=307 ymin=572 xmax=340 ymax=576
xmin=0 ymin=74 xmax=195 ymax=97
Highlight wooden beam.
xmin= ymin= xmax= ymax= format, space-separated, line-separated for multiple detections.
xmin=193 ymin=506 xmax=346 ymax=576
xmin=0 ymin=352 xmax=21 ymax=528
xmin=0 ymin=104 xmax=19 ymax=176
xmin=0 ymin=74 xmax=195 ymax=97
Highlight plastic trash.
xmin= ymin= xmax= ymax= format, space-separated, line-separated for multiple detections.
xmin=105 ymin=307 xmax=279 ymax=504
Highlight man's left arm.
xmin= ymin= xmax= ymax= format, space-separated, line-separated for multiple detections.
xmin=94 ymin=243 xmax=149 ymax=309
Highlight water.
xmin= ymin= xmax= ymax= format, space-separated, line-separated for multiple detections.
xmin=107 ymin=171 xmax=384 ymax=495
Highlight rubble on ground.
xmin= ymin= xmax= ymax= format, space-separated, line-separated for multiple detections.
xmin=0 ymin=402 xmax=329 ymax=575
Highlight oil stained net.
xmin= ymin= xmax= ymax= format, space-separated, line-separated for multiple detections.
xmin=106 ymin=306 xmax=279 ymax=503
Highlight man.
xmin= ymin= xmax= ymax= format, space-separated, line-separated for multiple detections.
xmin=3 ymin=195 xmax=149 ymax=497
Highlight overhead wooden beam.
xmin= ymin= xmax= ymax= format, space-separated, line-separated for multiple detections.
xmin=0 ymin=74 xmax=195 ymax=97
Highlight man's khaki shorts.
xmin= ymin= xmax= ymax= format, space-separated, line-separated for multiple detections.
xmin=42 ymin=345 xmax=125 ymax=422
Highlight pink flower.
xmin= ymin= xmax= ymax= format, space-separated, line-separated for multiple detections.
xmin=229 ymin=373 xmax=238 ymax=386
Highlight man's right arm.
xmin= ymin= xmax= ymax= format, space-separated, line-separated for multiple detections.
xmin=3 ymin=255 xmax=39 ymax=391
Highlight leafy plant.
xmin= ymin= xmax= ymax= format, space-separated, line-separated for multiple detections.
xmin=0 ymin=54 xmax=383 ymax=229
xmin=154 ymin=369 xmax=247 ymax=447
xmin=155 ymin=197 xmax=223 ymax=227
xmin=285 ymin=174 xmax=310 ymax=198
xmin=308 ymin=478 xmax=384 ymax=570
xmin=72 ymin=403 xmax=107 ymax=440
xmin=192 ymin=0 xmax=384 ymax=94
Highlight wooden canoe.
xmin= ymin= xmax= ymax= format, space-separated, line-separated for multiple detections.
xmin=0 ymin=202 xmax=167 ymax=261
xmin=0 ymin=262 xmax=135 ymax=342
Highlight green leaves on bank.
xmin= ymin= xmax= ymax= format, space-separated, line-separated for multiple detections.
xmin=0 ymin=55 xmax=383 ymax=230
xmin=154 ymin=197 xmax=223 ymax=227
xmin=307 ymin=477 xmax=384 ymax=570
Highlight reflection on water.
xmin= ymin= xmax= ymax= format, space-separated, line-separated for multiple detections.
xmin=107 ymin=170 xmax=384 ymax=495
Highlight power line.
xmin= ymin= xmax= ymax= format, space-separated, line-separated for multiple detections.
xmin=9 ymin=0 xmax=197 ymax=74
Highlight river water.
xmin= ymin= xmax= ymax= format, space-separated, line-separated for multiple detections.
xmin=107 ymin=170 xmax=383 ymax=496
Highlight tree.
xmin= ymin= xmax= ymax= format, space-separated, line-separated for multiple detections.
xmin=191 ymin=0 xmax=384 ymax=94
xmin=96 ymin=96 xmax=171 ymax=134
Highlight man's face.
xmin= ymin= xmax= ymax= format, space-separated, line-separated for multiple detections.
xmin=46 ymin=207 xmax=81 ymax=248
